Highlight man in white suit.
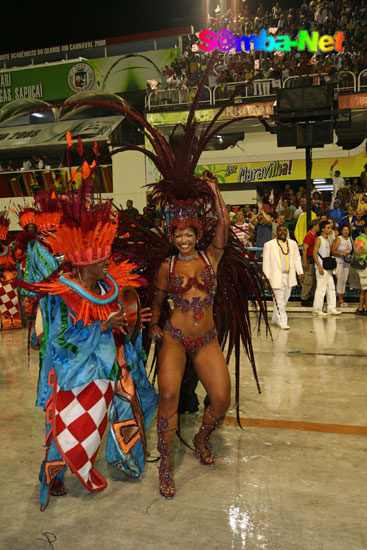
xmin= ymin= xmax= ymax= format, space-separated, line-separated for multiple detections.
xmin=263 ymin=224 xmax=304 ymax=329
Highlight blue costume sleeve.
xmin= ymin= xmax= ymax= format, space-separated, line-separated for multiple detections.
xmin=36 ymin=295 xmax=119 ymax=405
xmin=23 ymin=241 xmax=59 ymax=297
xmin=26 ymin=241 xmax=58 ymax=283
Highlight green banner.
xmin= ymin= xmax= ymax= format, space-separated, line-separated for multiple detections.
xmin=0 ymin=48 xmax=179 ymax=106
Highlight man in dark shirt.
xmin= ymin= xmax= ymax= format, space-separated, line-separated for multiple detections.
xmin=338 ymin=205 xmax=356 ymax=232
xmin=124 ymin=200 xmax=140 ymax=222
xmin=301 ymin=219 xmax=320 ymax=306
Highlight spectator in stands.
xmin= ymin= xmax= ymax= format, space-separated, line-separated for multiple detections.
xmin=328 ymin=199 xmax=345 ymax=224
xmin=151 ymin=215 xmax=164 ymax=235
xmin=272 ymin=213 xmax=289 ymax=239
xmin=328 ymin=217 xmax=339 ymax=246
xmin=351 ymin=198 xmax=359 ymax=213
xmin=331 ymin=224 xmax=353 ymax=307
xmin=351 ymin=209 xmax=366 ymax=239
xmin=353 ymin=219 xmax=367 ymax=315
xmin=294 ymin=197 xmax=307 ymax=222
xmin=259 ymin=189 xmax=273 ymax=213
xmin=294 ymin=204 xmax=317 ymax=246
xmin=312 ymin=191 xmax=324 ymax=216
xmin=22 ymin=158 xmax=32 ymax=171
xmin=279 ymin=199 xmax=294 ymax=233
xmin=330 ymin=164 xmax=345 ymax=201
xmin=263 ymin=224 xmax=303 ymax=330
xmin=226 ymin=204 xmax=236 ymax=222
xmin=360 ymin=163 xmax=367 ymax=191
xmin=296 ymin=185 xmax=306 ymax=204
xmin=277 ymin=184 xmax=291 ymax=203
xmin=124 ymin=199 xmax=140 ymax=222
xmin=253 ymin=204 xmax=272 ymax=256
xmin=312 ymin=220 xmax=341 ymax=316
xmin=243 ymin=204 xmax=254 ymax=220
xmin=338 ymin=205 xmax=356 ymax=232
xmin=301 ymin=219 xmax=320 ymax=306
xmin=359 ymin=193 xmax=367 ymax=212
xmin=334 ymin=189 xmax=347 ymax=209
xmin=33 ymin=155 xmax=44 ymax=170
xmin=140 ymin=206 xmax=154 ymax=229
xmin=232 ymin=209 xmax=253 ymax=246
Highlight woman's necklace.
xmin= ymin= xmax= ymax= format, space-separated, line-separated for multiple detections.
xmin=178 ymin=251 xmax=198 ymax=261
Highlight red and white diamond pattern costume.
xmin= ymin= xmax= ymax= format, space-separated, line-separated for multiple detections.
xmin=0 ymin=279 xmax=22 ymax=325
xmin=53 ymin=379 xmax=115 ymax=490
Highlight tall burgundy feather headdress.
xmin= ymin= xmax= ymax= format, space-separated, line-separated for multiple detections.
xmin=99 ymin=54 xmax=256 ymax=235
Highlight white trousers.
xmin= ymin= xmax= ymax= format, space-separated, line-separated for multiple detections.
xmin=336 ymin=264 xmax=350 ymax=295
xmin=313 ymin=270 xmax=337 ymax=313
xmin=272 ymin=273 xmax=292 ymax=327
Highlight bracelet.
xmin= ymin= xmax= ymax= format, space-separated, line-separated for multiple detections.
xmin=106 ymin=318 xmax=113 ymax=331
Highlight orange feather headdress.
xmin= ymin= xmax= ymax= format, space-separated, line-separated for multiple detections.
xmin=34 ymin=190 xmax=63 ymax=232
xmin=0 ymin=210 xmax=10 ymax=241
xmin=14 ymin=205 xmax=39 ymax=229
xmin=42 ymin=181 xmax=117 ymax=266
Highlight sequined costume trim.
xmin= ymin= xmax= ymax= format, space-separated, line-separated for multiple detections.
xmin=164 ymin=320 xmax=217 ymax=355
xmin=168 ymin=251 xmax=217 ymax=321
xmin=172 ymin=294 xmax=214 ymax=320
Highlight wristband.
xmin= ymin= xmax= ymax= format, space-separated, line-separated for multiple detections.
xmin=106 ymin=318 xmax=113 ymax=331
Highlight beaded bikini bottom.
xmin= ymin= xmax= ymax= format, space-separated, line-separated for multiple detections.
xmin=164 ymin=320 xmax=217 ymax=355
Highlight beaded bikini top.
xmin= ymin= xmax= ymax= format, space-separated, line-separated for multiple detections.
xmin=168 ymin=251 xmax=217 ymax=297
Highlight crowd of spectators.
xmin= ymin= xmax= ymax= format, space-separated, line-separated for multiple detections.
xmin=148 ymin=0 xmax=367 ymax=104
xmin=229 ymin=165 xmax=367 ymax=311
xmin=0 ymin=157 xmax=47 ymax=172
xmin=230 ymin=166 xmax=367 ymax=249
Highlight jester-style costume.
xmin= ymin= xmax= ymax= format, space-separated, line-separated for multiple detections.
xmin=18 ymin=186 xmax=157 ymax=510
xmin=0 ymin=211 xmax=22 ymax=330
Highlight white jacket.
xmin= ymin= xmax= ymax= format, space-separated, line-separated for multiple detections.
xmin=263 ymin=238 xmax=303 ymax=289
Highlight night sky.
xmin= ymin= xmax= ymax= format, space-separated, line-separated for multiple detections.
xmin=1 ymin=0 xmax=302 ymax=54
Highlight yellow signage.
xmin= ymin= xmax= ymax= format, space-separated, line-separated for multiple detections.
xmin=196 ymin=152 xmax=366 ymax=184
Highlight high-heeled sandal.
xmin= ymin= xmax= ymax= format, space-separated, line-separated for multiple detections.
xmin=192 ymin=407 xmax=224 ymax=466
xmin=157 ymin=412 xmax=177 ymax=499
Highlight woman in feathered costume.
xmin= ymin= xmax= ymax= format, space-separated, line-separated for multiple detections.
xmin=108 ymin=70 xmax=270 ymax=499
xmin=17 ymin=182 xmax=157 ymax=510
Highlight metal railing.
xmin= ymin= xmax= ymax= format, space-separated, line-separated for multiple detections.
xmin=213 ymin=78 xmax=279 ymax=104
xmin=283 ymin=71 xmax=356 ymax=93
xmin=146 ymin=69 xmax=366 ymax=111
xmin=358 ymin=69 xmax=367 ymax=92
xmin=147 ymin=86 xmax=212 ymax=110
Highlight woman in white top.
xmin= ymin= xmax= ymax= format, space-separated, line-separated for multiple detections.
xmin=331 ymin=225 xmax=353 ymax=307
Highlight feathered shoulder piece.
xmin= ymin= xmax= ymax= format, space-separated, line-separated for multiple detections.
xmin=16 ymin=260 xmax=143 ymax=326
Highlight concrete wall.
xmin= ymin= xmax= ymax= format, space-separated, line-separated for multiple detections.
xmin=107 ymin=149 xmax=147 ymax=212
